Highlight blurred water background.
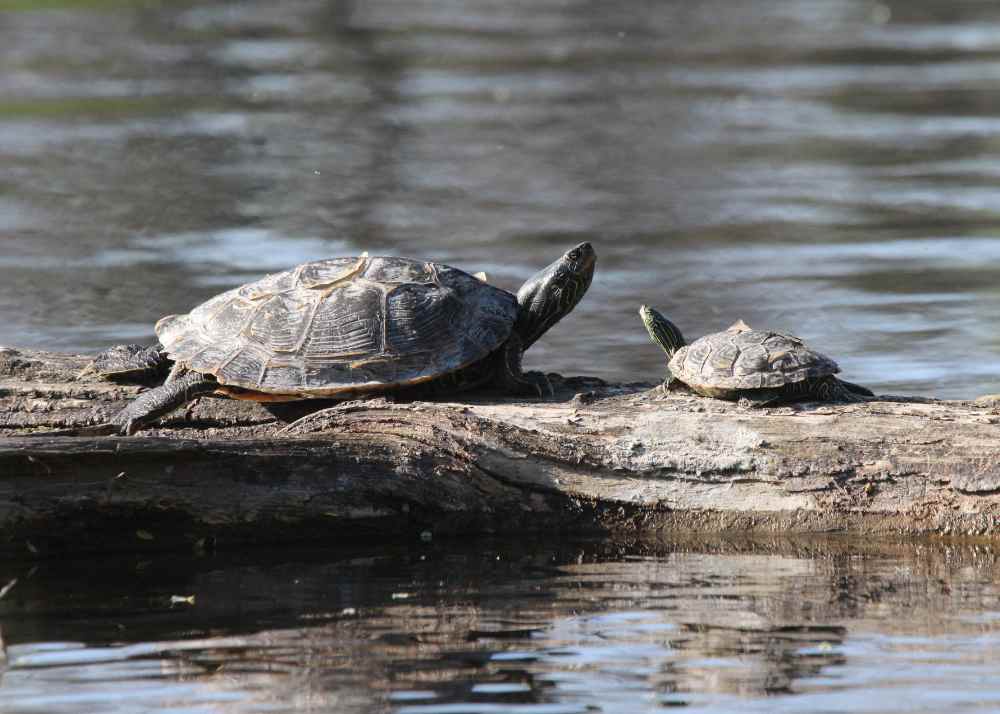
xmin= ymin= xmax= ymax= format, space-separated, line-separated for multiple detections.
xmin=2 ymin=0 xmax=1000 ymax=397
xmin=4 ymin=2 xmax=1000 ymax=712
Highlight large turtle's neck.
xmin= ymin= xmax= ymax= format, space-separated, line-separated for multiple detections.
xmin=514 ymin=243 xmax=595 ymax=350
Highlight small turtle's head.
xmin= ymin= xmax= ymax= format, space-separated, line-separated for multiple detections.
xmin=514 ymin=242 xmax=596 ymax=350
xmin=639 ymin=305 xmax=687 ymax=361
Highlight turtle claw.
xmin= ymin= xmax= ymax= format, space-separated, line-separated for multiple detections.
xmin=520 ymin=370 xmax=554 ymax=398
xmin=656 ymin=377 xmax=685 ymax=397
xmin=106 ymin=371 xmax=218 ymax=436
xmin=109 ymin=412 xmax=138 ymax=436
xmin=736 ymin=388 xmax=783 ymax=408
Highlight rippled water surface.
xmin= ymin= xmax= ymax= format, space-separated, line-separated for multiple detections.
xmin=2 ymin=0 xmax=1000 ymax=397
xmin=3 ymin=538 xmax=1000 ymax=713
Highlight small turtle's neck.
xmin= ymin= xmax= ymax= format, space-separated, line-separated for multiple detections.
xmin=639 ymin=305 xmax=687 ymax=362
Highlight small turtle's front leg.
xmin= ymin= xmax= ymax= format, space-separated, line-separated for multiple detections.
xmin=658 ymin=376 xmax=684 ymax=396
xmin=494 ymin=334 xmax=554 ymax=398
xmin=111 ymin=371 xmax=218 ymax=435
xmin=736 ymin=388 xmax=785 ymax=408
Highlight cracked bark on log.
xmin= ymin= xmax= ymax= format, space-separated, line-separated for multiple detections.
xmin=1 ymin=346 xmax=1000 ymax=557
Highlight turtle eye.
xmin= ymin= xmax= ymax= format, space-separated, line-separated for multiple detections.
xmin=567 ymin=249 xmax=580 ymax=261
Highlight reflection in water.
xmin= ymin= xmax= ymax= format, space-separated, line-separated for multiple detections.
xmin=1 ymin=1 xmax=999 ymax=396
xmin=2 ymin=538 xmax=1000 ymax=713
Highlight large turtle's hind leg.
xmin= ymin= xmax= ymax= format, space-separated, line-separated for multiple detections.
xmin=84 ymin=344 xmax=171 ymax=383
xmin=111 ymin=369 xmax=218 ymax=435
xmin=494 ymin=334 xmax=554 ymax=398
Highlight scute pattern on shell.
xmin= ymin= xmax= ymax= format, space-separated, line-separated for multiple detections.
xmin=155 ymin=255 xmax=518 ymax=396
xmin=668 ymin=325 xmax=840 ymax=392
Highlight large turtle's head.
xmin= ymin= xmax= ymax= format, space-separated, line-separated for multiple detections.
xmin=639 ymin=305 xmax=687 ymax=361
xmin=514 ymin=242 xmax=596 ymax=350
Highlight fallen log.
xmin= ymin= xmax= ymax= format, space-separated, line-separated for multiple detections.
xmin=1 ymin=346 xmax=999 ymax=557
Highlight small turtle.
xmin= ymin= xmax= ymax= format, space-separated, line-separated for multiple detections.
xmin=638 ymin=305 xmax=873 ymax=406
xmin=91 ymin=244 xmax=596 ymax=435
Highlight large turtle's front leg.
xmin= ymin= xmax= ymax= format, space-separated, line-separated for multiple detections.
xmin=111 ymin=367 xmax=218 ymax=435
xmin=494 ymin=333 xmax=553 ymax=397
xmin=494 ymin=242 xmax=594 ymax=398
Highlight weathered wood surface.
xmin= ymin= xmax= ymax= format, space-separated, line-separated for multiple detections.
xmin=1 ymin=346 xmax=1000 ymax=556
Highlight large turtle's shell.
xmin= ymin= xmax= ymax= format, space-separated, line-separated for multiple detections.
xmin=668 ymin=321 xmax=839 ymax=397
xmin=155 ymin=255 xmax=518 ymax=398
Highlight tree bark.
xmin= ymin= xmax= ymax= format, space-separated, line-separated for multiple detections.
xmin=2 ymin=346 xmax=1000 ymax=557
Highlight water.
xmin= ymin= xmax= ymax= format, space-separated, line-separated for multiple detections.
xmin=1 ymin=0 xmax=999 ymax=398
xmin=3 ymin=538 xmax=1000 ymax=713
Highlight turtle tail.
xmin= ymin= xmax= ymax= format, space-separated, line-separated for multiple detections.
xmin=639 ymin=305 xmax=687 ymax=361
xmin=814 ymin=376 xmax=873 ymax=403
xmin=835 ymin=378 xmax=875 ymax=398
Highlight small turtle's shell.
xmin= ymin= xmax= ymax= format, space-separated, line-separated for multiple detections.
xmin=155 ymin=255 xmax=518 ymax=398
xmin=668 ymin=321 xmax=839 ymax=397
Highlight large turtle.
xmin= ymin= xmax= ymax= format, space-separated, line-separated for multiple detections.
xmin=92 ymin=243 xmax=596 ymax=434
xmin=638 ymin=305 xmax=872 ymax=406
